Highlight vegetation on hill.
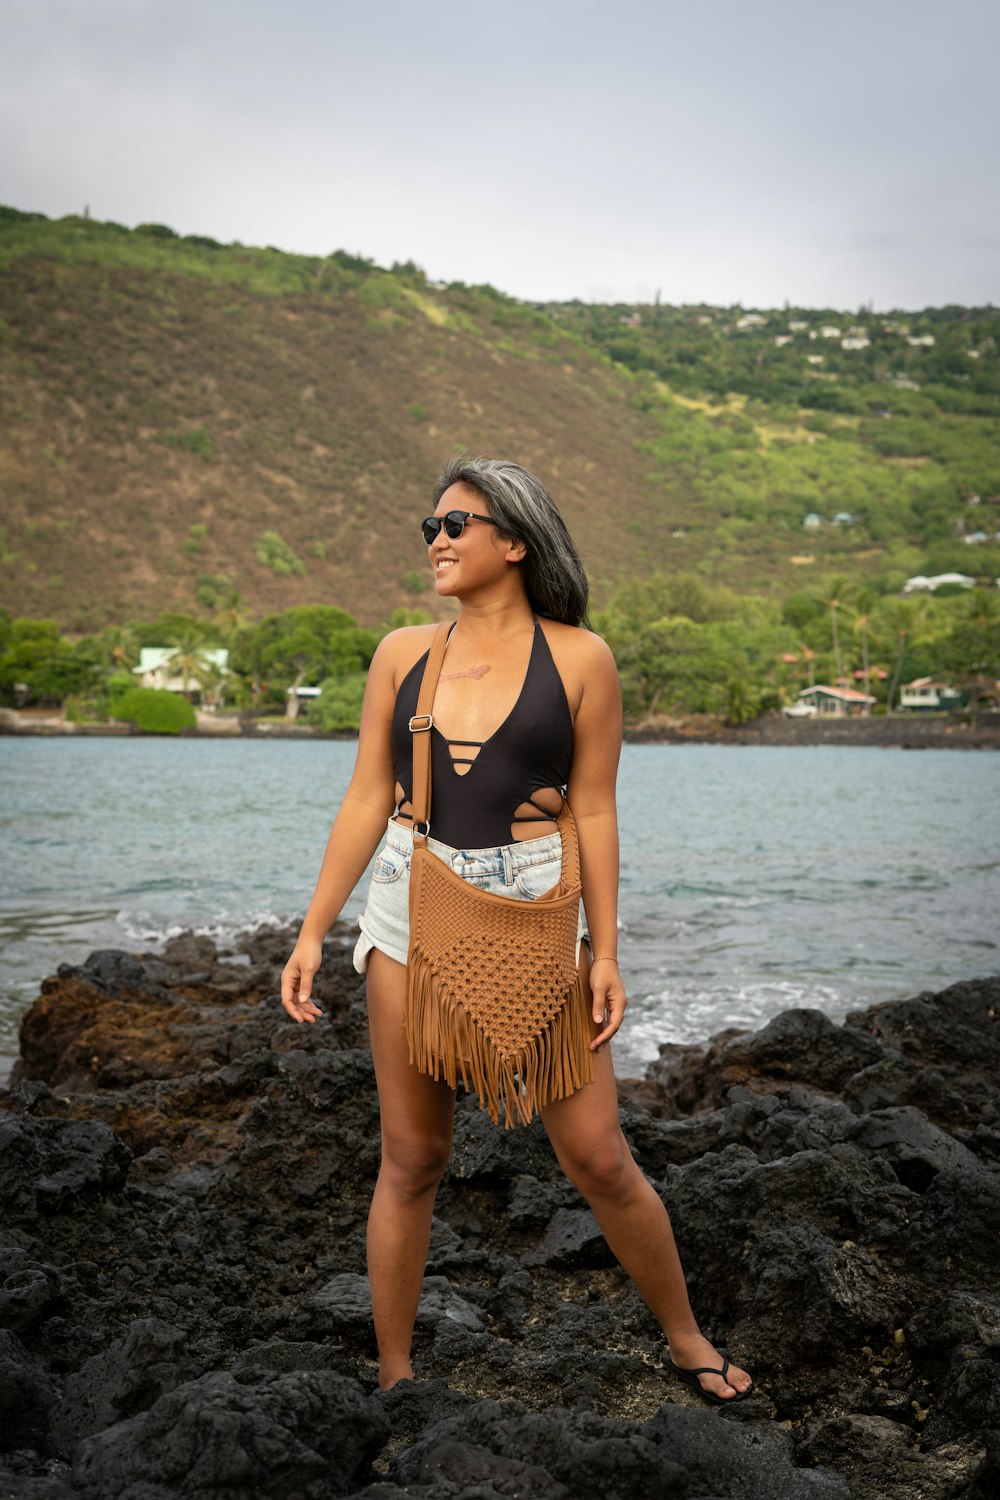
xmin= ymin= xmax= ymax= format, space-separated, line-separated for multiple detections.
xmin=3 ymin=578 xmax=997 ymax=731
xmin=0 ymin=205 xmax=998 ymax=726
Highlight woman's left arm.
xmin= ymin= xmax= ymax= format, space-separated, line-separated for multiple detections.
xmin=565 ymin=632 xmax=627 ymax=1051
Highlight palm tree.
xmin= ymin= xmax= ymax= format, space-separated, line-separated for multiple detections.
xmin=824 ymin=574 xmax=852 ymax=684
xmin=166 ymin=629 xmax=216 ymax=703
xmin=91 ymin=624 xmax=139 ymax=673
xmin=882 ymin=599 xmax=928 ymax=714
xmin=851 ymin=586 xmax=878 ymax=701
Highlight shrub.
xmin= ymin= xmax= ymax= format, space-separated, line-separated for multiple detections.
xmin=136 ymin=222 xmax=178 ymax=239
xmin=253 ymin=531 xmax=305 ymax=577
xmin=402 ymin=569 xmax=427 ymax=593
xmin=165 ymin=427 xmax=215 ymax=461
xmin=109 ymin=687 xmax=196 ymax=734
xmin=309 ymin=673 xmax=367 ymax=731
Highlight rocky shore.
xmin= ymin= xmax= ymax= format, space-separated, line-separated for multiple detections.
xmin=1 ymin=927 xmax=997 ymax=1498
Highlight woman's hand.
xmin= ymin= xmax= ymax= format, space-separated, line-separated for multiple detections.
xmin=280 ymin=938 xmax=325 ymax=1023
xmin=589 ymin=956 xmax=627 ymax=1051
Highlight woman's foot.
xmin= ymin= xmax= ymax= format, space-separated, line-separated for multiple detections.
xmin=664 ymin=1331 xmax=753 ymax=1403
xmin=377 ymin=1362 xmax=415 ymax=1393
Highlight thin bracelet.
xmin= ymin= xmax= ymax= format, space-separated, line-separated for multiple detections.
xmin=592 ymin=956 xmax=619 ymax=964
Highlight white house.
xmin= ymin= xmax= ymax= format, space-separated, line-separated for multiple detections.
xmin=902 ymin=573 xmax=976 ymax=594
xmin=803 ymin=513 xmax=823 ymax=530
xmin=841 ymin=337 xmax=871 ymax=350
xmin=899 ymin=678 xmax=963 ymax=712
xmin=793 ymin=685 xmax=876 ymax=718
xmin=133 ymin=647 xmax=229 ymax=701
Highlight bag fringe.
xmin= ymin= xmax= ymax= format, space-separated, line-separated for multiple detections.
xmin=404 ymin=946 xmax=594 ymax=1128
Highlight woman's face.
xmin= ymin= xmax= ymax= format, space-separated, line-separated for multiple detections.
xmin=426 ymin=482 xmax=525 ymax=599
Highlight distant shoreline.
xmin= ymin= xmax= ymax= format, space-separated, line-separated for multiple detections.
xmin=3 ymin=707 xmax=998 ymax=750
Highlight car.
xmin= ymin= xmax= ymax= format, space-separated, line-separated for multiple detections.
xmin=781 ymin=701 xmax=818 ymax=718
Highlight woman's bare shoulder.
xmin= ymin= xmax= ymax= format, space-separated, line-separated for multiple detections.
xmin=374 ymin=623 xmax=442 ymax=684
xmin=539 ymin=620 xmax=616 ymax=671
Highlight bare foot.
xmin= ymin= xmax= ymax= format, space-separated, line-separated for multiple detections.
xmin=665 ymin=1331 xmax=753 ymax=1402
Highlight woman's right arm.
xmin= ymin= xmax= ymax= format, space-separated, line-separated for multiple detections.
xmin=280 ymin=631 xmax=406 ymax=1020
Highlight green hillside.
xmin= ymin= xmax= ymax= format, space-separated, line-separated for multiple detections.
xmin=0 ymin=205 xmax=998 ymax=640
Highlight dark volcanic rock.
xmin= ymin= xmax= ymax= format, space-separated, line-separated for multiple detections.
xmin=72 ymin=1368 xmax=388 ymax=1498
xmin=1 ymin=927 xmax=998 ymax=1499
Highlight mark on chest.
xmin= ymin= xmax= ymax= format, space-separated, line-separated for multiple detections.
xmin=440 ymin=664 xmax=491 ymax=682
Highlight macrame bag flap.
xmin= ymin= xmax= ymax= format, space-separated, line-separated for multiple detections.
xmin=404 ymin=621 xmax=594 ymax=1127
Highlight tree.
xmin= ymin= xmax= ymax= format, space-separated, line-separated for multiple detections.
xmin=939 ymin=590 xmax=1000 ymax=719
xmin=850 ymin=586 xmax=879 ymax=701
xmin=882 ymin=599 xmax=929 ymax=713
xmin=0 ymin=618 xmax=96 ymax=705
xmin=615 ymin=616 xmax=730 ymax=718
xmin=251 ymin=606 xmax=369 ymax=721
xmin=165 ymin=629 xmax=218 ymax=702
xmin=824 ymin=574 xmax=852 ymax=684
xmin=310 ymin=673 xmax=367 ymax=732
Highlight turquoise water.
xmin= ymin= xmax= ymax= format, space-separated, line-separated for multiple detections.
xmin=1 ymin=739 xmax=997 ymax=1082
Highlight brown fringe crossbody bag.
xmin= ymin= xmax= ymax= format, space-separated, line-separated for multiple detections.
xmin=404 ymin=621 xmax=595 ymax=1128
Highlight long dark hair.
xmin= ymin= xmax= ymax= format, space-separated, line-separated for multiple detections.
xmin=433 ymin=454 xmax=590 ymax=627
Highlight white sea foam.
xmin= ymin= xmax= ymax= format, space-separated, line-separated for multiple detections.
xmin=613 ymin=976 xmax=851 ymax=1079
xmin=115 ymin=906 xmax=298 ymax=949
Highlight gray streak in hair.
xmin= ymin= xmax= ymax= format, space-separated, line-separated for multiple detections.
xmin=433 ymin=454 xmax=590 ymax=628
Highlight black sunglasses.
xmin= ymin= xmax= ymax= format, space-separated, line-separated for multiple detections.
xmin=420 ymin=510 xmax=494 ymax=545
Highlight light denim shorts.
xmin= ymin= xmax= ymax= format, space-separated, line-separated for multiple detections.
xmin=352 ymin=818 xmax=588 ymax=974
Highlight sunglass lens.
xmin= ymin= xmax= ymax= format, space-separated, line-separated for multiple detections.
xmin=421 ymin=512 xmax=468 ymax=544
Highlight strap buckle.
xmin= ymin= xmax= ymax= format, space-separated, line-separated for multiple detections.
xmin=408 ymin=713 xmax=434 ymax=733
xmin=412 ymin=820 xmax=430 ymax=840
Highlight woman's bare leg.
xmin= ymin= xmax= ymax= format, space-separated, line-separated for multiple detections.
xmin=540 ymin=955 xmax=752 ymax=1401
xmin=366 ymin=948 xmax=456 ymax=1390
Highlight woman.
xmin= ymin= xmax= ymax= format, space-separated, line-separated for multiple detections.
xmin=280 ymin=455 xmax=752 ymax=1405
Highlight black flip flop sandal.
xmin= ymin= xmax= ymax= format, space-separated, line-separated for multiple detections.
xmin=663 ymin=1351 xmax=753 ymax=1406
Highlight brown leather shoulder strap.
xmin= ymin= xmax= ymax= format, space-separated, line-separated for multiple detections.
xmin=409 ymin=622 xmax=452 ymax=837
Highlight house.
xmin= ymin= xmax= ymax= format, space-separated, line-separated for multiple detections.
xmin=899 ymin=678 xmax=963 ymax=712
xmin=806 ymin=354 xmax=825 ymax=365
xmin=133 ymin=647 xmax=229 ymax=702
xmin=832 ymin=512 xmax=855 ymax=526
xmin=907 ymin=335 xmax=936 ymax=347
xmin=819 ymin=326 xmax=841 ymax=339
xmin=963 ymin=531 xmax=991 ymax=545
xmin=841 ymin=337 xmax=870 ymax=350
xmin=788 ymin=320 xmax=809 ymax=332
xmin=902 ymin=573 xmax=976 ymax=594
xmin=735 ymin=313 xmax=767 ymax=331
xmin=803 ymin=513 xmax=823 ymax=530
xmin=774 ymin=335 xmax=793 ymax=347
xmin=793 ymin=685 xmax=876 ymax=718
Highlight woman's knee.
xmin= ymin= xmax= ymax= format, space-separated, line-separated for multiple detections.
xmin=378 ymin=1133 xmax=452 ymax=1199
xmin=558 ymin=1134 xmax=636 ymax=1200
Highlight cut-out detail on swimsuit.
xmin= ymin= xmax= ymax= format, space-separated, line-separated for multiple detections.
xmin=390 ymin=618 xmax=574 ymax=849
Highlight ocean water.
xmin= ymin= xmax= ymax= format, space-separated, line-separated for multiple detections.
xmin=1 ymin=738 xmax=997 ymax=1083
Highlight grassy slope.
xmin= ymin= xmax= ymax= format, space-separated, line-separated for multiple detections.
xmin=1 ymin=209 xmax=997 ymax=631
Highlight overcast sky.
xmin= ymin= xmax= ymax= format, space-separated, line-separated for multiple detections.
xmin=2 ymin=0 xmax=998 ymax=310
